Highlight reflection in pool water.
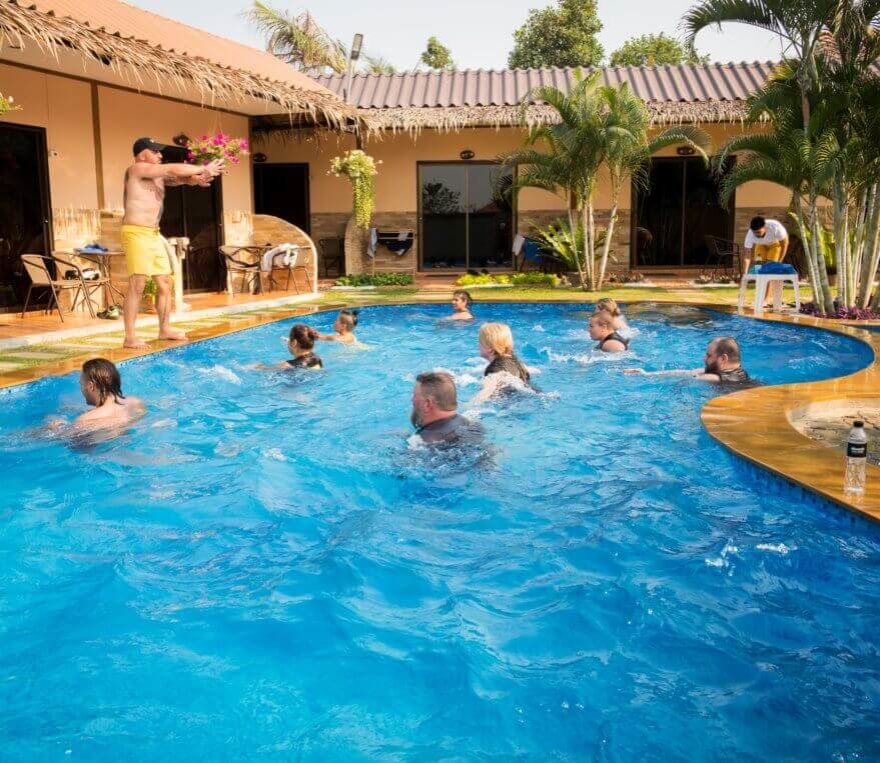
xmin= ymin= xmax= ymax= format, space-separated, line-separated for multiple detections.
xmin=1 ymin=303 xmax=879 ymax=759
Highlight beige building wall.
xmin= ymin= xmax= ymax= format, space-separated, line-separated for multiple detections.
xmin=96 ymin=87 xmax=252 ymax=216
xmin=0 ymin=63 xmax=99 ymax=210
xmin=1 ymin=63 xmax=254 ymax=250
xmin=255 ymin=121 xmax=792 ymax=215
xmin=254 ymin=121 xmax=793 ymax=272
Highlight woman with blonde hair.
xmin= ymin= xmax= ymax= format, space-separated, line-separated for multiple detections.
xmin=472 ymin=322 xmax=533 ymax=402
xmin=595 ymin=297 xmax=629 ymax=331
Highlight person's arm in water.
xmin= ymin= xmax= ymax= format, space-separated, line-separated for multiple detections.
xmin=625 ymin=367 xmax=728 ymax=382
xmin=469 ymin=374 xmax=505 ymax=405
xmin=316 ymin=331 xmax=343 ymax=341
xmin=624 ymin=368 xmax=704 ymax=377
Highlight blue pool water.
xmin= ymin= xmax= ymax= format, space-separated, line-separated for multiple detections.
xmin=1 ymin=302 xmax=879 ymax=760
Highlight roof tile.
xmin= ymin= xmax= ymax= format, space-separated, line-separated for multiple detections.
xmin=315 ymin=62 xmax=777 ymax=109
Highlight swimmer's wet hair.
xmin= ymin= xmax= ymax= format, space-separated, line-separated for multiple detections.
xmin=590 ymin=310 xmax=616 ymax=329
xmin=595 ymin=298 xmax=621 ymax=317
xmin=290 ymin=323 xmax=319 ymax=350
xmin=338 ymin=308 xmax=359 ymax=331
xmin=416 ymin=371 xmax=457 ymax=410
xmin=711 ymin=336 xmax=741 ymax=362
xmin=479 ymin=322 xmax=514 ymax=356
xmin=82 ymin=358 xmax=125 ymax=406
xmin=453 ymin=290 xmax=473 ymax=307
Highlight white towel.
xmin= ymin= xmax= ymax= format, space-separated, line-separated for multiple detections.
xmin=261 ymin=244 xmax=297 ymax=272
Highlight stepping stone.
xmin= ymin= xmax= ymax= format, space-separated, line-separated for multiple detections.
xmin=3 ymin=349 xmax=73 ymax=360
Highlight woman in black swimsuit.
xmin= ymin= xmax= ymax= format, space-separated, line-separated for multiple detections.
xmin=589 ymin=310 xmax=629 ymax=353
xmin=282 ymin=324 xmax=323 ymax=369
xmin=472 ymin=322 xmax=533 ymax=402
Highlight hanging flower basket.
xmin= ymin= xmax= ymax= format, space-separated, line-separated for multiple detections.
xmin=329 ymin=150 xmax=380 ymax=229
xmin=186 ymin=133 xmax=249 ymax=169
xmin=0 ymin=93 xmax=21 ymax=115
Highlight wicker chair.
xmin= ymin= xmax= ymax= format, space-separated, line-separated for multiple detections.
xmin=20 ymin=253 xmax=107 ymax=321
xmin=703 ymin=236 xmax=743 ymax=280
xmin=219 ymin=245 xmax=262 ymax=294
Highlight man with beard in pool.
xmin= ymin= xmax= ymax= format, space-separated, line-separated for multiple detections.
xmin=624 ymin=336 xmax=753 ymax=385
xmin=410 ymin=371 xmax=485 ymax=445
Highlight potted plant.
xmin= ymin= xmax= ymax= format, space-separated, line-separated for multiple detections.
xmin=329 ymin=150 xmax=380 ymax=275
xmin=141 ymin=277 xmax=158 ymax=312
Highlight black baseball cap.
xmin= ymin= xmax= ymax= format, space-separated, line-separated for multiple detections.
xmin=132 ymin=137 xmax=164 ymax=156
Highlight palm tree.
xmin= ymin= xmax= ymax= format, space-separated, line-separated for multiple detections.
xmin=685 ymin=0 xmax=880 ymax=312
xmin=246 ymin=2 xmax=346 ymax=73
xmin=499 ymin=72 xmax=709 ymax=290
xmin=683 ymin=0 xmax=835 ymax=127
xmin=362 ymin=55 xmax=397 ymax=74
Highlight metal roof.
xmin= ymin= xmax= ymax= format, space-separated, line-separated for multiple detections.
xmin=315 ymin=63 xmax=777 ymax=109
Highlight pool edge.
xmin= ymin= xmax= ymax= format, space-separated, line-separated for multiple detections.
xmin=699 ymin=307 xmax=880 ymax=522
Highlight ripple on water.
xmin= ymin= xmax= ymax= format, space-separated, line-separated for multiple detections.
xmin=0 ymin=302 xmax=877 ymax=759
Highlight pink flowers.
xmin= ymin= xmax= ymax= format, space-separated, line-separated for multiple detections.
xmin=185 ymin=133 xmax=249 ymax=171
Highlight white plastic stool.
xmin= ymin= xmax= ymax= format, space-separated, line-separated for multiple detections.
xmin=738 ymin=272 xmax=801 ymax=315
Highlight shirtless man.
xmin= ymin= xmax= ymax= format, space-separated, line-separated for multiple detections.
xmin=121 ymin=137 xmax=223 ymax=349
xmin=57 ymin=358 xmax=145 ymax=435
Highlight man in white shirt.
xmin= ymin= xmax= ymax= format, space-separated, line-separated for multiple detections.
xmin=743 ymin=216 xmax=789 ymax=272
xmin=742 ymin=216 xmax=790 ymax=308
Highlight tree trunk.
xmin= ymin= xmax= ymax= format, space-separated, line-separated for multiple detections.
xmin=809 ymin=199 xmax=836 ymax=314
xmin=580 ymin=205 xmax=592 ymax=291
xmin=792 ymin=197 xmax=822 ymax=306
xmin=344 ymin=214 xmax=366 ymax=276
xmin=857 ymin=184 xmax=880 ymax=307
xmin=568 ymin=207 xmax=587 ymax=289
xmin=597 ymin=203 xmax=618 ymax=292
xmin=833 ymin=181 xmax=849 ymax=307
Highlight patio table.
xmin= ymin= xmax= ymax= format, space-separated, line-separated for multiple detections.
xmin=58 ymin=249 xmax=126 ymax=307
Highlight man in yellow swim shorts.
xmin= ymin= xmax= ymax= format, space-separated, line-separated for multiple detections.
xmin=121 ymin=137 xmax=223 ymax=349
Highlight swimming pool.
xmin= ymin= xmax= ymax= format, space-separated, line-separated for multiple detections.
xmin=1 ymin=302 xmax=879 ymax=759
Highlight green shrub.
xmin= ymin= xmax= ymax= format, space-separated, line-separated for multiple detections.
xmin=455 ymin=273 xmax=504 ymax=286
xmin=335 ymin=273 xmax=414 ymax=287
xmin=511 ymin=272 xmax=560 ymax=287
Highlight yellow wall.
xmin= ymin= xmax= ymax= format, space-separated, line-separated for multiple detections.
xmin=0 ymin=63 xmax=253 ymax=248
xmin=254 ymin=121 xmax=793 ymax=214
xmin=96 ymin=87 xmax=251 ymax=215
xmin=0 ymin=63 xmax=98 ymax=209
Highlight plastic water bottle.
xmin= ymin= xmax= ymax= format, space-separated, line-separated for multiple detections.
xmin=844 ymin=421 xmax=868 ymax=494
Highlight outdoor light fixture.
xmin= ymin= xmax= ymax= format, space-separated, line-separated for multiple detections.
xmin=253 ymin=152 xmax=267 ymax=163
xmin=676 ymin=145 xmax=696 ymax=156
xmin=350 ymin=33 xmax=364 ymax=62
xmin=344 ymin=33 xmax=365 ymax=105
xmin=460 ymin=149 xmax=475 ymax=161
xmin=172 ymin=133 xmax=190 ymax=147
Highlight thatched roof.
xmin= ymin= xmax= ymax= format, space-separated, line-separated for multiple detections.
xmin=0 ymin=0 xmax=361 ymax=127
xmin=352 ymin=102 xmax=751 ymax=132
xmin=309 ymin=64 xmax=775 ymax=132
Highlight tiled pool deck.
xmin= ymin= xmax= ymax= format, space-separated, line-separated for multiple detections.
xmin=2 ymin=288 xmax=878 ymax=521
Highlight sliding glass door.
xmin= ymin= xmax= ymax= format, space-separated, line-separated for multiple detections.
xmin=632 ymin=157 xmax=734 ymax=268
xmin=419 ymin=162 xmax=513 ymax=270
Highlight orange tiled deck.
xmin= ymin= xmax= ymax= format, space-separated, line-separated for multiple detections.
xmin=0 ymin=289 xmax=320 ymax=345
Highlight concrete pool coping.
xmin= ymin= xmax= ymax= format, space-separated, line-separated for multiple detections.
xmin=2 ymin=297 xmax=878 ymax=522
